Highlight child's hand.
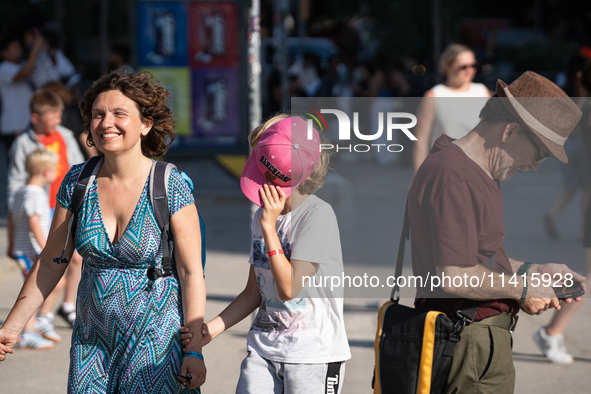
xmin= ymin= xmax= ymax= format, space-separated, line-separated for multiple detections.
xmin=180 ymin=326 xmax=192 ymax=347
xmin=180 ymin=323 xmax=212 ymax=347
xmin=259 ymin=184 xmax=287 ymax=230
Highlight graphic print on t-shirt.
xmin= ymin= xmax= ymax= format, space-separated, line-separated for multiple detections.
xmin=37 ymin=131 xmax=69 ymax=208
xmin=251 ymin=230 xmax=307 ymax=334
xmin=252 ymin=230 xmax=292 ymax=270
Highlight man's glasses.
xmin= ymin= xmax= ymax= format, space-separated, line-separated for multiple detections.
xmin=458 ymin=63 xmax=477 ymax=71
xmin=174 ymin=372 xmax=192 ymax=388
xmin=523 ymin=129 xmax=550 ymax=164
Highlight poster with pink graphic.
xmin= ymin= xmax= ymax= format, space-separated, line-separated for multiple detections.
xmin=188 ymin=2 xmax=239 ymax=68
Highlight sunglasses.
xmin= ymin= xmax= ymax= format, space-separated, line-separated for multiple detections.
xmin=174 ymin=372 xmax=192 ymax=388
xmin=458 ymin=63 xmax=477 ymax=71
xmin=523 ymin=129 xmax=550 ymax=164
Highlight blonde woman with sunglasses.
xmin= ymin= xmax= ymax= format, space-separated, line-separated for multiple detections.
xmin=414 ymin=44 xmax=491 ymax=172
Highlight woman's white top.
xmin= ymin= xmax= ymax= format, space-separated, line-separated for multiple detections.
xmin=429 ymin=83 xmax=490 ymax=146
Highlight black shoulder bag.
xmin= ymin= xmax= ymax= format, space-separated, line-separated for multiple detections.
xmin=372 ymin=200 xmax=478 ymax=394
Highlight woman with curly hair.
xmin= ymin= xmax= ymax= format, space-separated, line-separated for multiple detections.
xmin=0 ymin=71 xmax=206 ymax=393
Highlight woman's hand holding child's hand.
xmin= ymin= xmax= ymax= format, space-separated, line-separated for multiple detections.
xmin=180 ymin=323 xmax=211 ymax=348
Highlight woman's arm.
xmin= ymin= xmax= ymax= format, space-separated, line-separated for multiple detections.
xmin=13 ymin=35 xmax=45 ymax=82
xmin=413 ymin=90 xmax=436 ymax=173
xmin=0 ymin=205 xmax=73 ymax=355
xmin=170 ymin=204 xmax=206 ymax=389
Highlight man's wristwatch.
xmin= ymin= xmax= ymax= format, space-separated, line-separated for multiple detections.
xmin=517 ymin=262 xmax=532 ymax=306
xmin=517 ymin=262 xmax=532 ymax=276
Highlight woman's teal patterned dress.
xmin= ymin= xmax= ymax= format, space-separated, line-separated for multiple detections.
xmin=57 ymin=163 xmax=199 ymax=393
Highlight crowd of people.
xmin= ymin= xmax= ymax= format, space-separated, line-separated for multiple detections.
xmin=265 ymin=52 xmax=411 ymax=116
xmin=0 ymin=24 xmax=589 ymax=394
xmin=0 ymin=24 xmax=87 ymax=352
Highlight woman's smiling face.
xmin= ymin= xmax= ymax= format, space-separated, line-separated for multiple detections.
xmin=90 ymin=90 xmax=152 ymax=156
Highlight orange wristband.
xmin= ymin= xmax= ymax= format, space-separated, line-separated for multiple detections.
xmin=266 ymin=249 xmax=284 ymax=257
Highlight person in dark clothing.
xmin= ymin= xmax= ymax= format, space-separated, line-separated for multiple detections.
xmin=409 ymin=71 xmax=586 ymax=393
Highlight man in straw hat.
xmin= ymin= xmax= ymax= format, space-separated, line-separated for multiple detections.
xmin=408 ymin=71 xmax=586 ymax=393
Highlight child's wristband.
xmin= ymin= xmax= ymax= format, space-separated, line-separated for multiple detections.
xmin=266 ymin=249 xmax=284 ymax=257
xmin=184 ymin=351 xmax=204 ymax=361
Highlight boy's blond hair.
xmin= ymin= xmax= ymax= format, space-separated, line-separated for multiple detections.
xmin=30 ymin=89 xmax=65 ymax=115
xmin=248 ymin=113 xmax=332 ymax=195
xmin=26 ymin=148 xmax=59 ymax=177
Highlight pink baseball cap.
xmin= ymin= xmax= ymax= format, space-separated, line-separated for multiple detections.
xmin=241 ymin=116 xmax=320 ymax=206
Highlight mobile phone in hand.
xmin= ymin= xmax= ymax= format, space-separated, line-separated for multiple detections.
xmin=554 ymin=282 xmax=585 ymax=300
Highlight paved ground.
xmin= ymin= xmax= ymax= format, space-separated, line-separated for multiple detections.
xmin=0 ymin=155 xmax=590 ymax=393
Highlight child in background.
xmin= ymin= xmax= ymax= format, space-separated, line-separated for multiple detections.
xmin=8 ymin=89 xmax=84 ymax=328
xmin=183 ymin=115 xmax=351 ymax=393
xmin=10 ymin=148 xmax=65 ymax=349
xmin=8 ymin=89 xmax=84 ymax=209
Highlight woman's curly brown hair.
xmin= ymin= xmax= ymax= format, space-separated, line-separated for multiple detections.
xmin=79 ymin=71 xmax=175 ymax=157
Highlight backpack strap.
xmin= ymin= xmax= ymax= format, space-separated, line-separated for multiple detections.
xmin=54 ymin=156 xmax=103 ymax=264
xmin=150 ymin=161 xmax=176 ymax=278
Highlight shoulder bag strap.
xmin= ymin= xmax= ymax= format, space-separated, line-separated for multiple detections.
xmin=389 ymin=198 xmax=409 ymax=303
xmin=389 ymin=195 xmax=480 ymax=322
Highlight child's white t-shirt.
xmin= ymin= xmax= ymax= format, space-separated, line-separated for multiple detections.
xmin=247 ymin=195 xmax=351 ymax=363
xmin=12 ymin=185 xmax=51 ymax=257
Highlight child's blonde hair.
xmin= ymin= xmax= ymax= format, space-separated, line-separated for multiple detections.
xmin=248 ymin=113 xmax=332 ymax=195
xmin=26 ymin=148 xmax=59 ymax=177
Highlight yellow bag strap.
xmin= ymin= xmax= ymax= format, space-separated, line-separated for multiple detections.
xmin=374 ymin=301 xmax=394 ymax=394
xmin=416 ymin=311 xmax=446 ymax=394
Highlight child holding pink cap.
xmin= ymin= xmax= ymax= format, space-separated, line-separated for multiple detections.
xmin=182 ymin=114 xmax=351 ymax=393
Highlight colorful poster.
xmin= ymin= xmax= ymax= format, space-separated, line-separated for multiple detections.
xmin=191 ymin=68 xmax=240 ymax=142
xmin=140 ymin=67 xmax=192 ymax=136
xmin=138 ymin=2 xmax=188 ymax=67
xmin=188 ymin=2 xmax=239 ymax=68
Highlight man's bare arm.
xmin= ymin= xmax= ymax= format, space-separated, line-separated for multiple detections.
xmin=435 ymin=264 xmax=561 ymax=315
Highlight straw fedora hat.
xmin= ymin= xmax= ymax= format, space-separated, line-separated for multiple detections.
xmin=496 ymin=71 xmax=582 ymax=163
